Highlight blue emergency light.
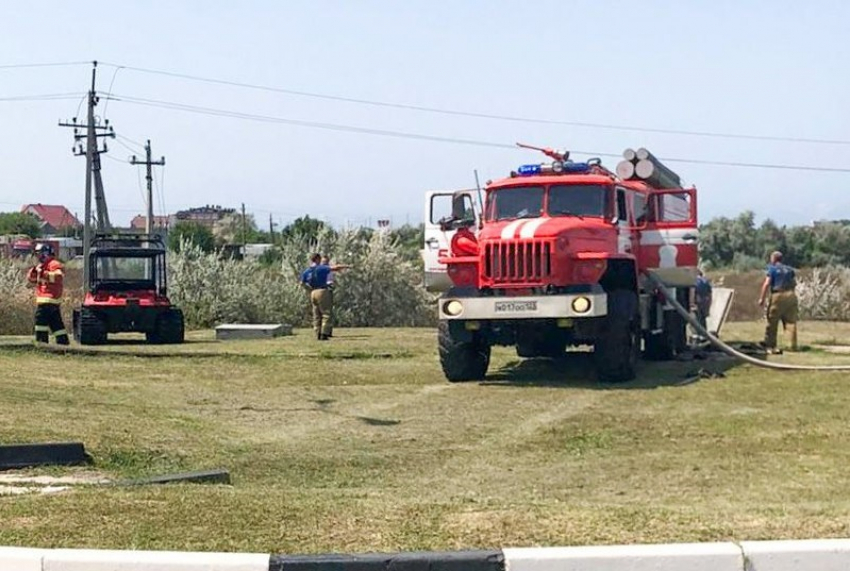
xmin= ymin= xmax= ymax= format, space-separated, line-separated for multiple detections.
xmin=562 ymin=162 xmax=591 ymax=173
xmin=517 ymin=164 xmax=541 ymax=175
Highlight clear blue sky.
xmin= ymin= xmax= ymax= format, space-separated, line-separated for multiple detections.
xmin=1 ymin=1 xmax=848 ymax=228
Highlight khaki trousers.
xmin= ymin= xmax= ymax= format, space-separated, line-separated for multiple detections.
xmin=765 ymin=290 xmax=798 ymax=350
xmin=310 ymin=288 xmax=333 ymax=336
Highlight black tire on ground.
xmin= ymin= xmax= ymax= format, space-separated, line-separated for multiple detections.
xmin=75 ymin=307 xmax=107 ymax=345
xmin=438 ymin=321 xmax=490 ymax=382
xmin=148 ymin=308 xmax=185 ymax=344
xmin=644 ymin=310 xmax=686 ymax=361
xmin=594 ymin=290 xmax=639 ymax=383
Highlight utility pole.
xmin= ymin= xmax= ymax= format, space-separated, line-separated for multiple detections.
xmin=59 ymin=61 xmax=114 ymax=292
xmin=268 ymin=213 xmax=275 ymax=243
xmin=130 ymin=140 xmax=166 ymax=235
xmin=241 ymin=203 xmax=247 ymax=245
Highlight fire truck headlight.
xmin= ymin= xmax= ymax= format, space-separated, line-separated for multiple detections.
xmin=444 ymin=300 xmax=464 ymax=316
xmin=571 ymin=296 xmax=591 ymax=314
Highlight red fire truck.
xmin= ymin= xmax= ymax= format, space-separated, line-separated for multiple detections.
xmin=426 ymin=145 xmax=698 ymax=383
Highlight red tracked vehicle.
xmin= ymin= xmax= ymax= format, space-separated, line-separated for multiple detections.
xmin=432 ymin=145 xmax=698 ymax=383
xmin=72 ymin=234 xmax=184 ymax=345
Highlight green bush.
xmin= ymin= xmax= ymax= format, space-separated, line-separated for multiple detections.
xmin=168 ymin=229 xmax=434 ymax=329
xmin=0 ymin=259 xmax=34 ymax=334
xmin=797 ymin=266 xmax=850 ymax=321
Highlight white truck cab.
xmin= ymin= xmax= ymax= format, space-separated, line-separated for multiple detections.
xmin=421 ymin=189 xmax=479 ymax=292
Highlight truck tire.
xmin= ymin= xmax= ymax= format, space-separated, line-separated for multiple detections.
xmin=644 ymin=310 xmax=686 ymax=360
xmin=148 ymin=309 xmax=185 ymax=344
xmin=594 ymin=290 xmax=639 ymax=383
xmin=75 ymin=307 xmax=107 ymax=345
xmin=438 ymin=321 xmax=490 ymax=382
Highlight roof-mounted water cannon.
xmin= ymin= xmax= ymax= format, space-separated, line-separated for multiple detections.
xmin=516 ymin=142 xmax=569 ymax=162
xmin=512 ymin=143 xmax=613 ymax=178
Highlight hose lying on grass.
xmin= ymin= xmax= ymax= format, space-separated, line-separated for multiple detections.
xmin=645 ymin=271 xmax=850 ymax=371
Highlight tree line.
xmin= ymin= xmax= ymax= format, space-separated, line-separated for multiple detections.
xmin=699 ymin=211 xmax=850 ymax=270
xmin=169 ymin=215 xmax=423 ymax=266
xmin=10 ymin=206 xmax=847 ymax=272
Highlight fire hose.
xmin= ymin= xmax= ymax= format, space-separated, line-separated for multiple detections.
xmin=644 ymin=272 xmax=850 ymax=371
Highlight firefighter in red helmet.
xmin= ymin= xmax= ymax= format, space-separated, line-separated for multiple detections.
xmin=27 ymin=243 xmax=69 ymax=345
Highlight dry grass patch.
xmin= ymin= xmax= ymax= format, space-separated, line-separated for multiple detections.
xmin=2 ymin=324 xmax=850 ymax=551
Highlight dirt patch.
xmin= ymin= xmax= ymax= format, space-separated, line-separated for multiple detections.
xmin=0 ymin=471 xmax=110 ymax=496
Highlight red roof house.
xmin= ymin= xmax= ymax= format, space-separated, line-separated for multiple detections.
xmin=21 ymin=204 xmax=82 ymax=235
xmin=130 ymin=215 xmax=170 ymax=230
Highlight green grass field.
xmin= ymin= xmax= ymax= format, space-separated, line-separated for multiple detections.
xmin=1 ymin=321 xmax=850 ymax=553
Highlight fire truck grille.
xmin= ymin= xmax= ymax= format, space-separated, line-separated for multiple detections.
xmin=484 ymin=240 xmax=552 ymax=284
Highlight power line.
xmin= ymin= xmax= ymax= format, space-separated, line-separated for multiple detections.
xmin=114 ymin=136 xmax=143 ymax=156
xmin=0 ymin=61 xmax=92 ymax=70
xmin=0 ymin=92 xmax=85 ymax=101
xmin=100 ymin=61 xmax=850 ymax=146
xmin=115 ymin=133 xmax=146 ymax=150
xmin=108 ymin=93 xmax=850 ymax=174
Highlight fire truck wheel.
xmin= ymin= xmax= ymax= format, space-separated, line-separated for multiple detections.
xmin=594 ymin=290 xmax=639 ymax=383
xmin=438 ymin=321 xmax=490 ymax=382
xmin=148 ymin=309 xmax=185 ymax=344
xmin=75 ymin=307 xmax=107 ymax=345
xmin=644 ymin=311 xmax=686 ymax=360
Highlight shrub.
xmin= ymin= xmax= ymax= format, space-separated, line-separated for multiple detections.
xmin=168 ymin=243 xmax=305 ymax=329
xmin=167 ymin=229 xmax=435 ymax=329
xmin=0 ymin=259 xmax=34 ymax=334
xmin=796 ymin=266 xmax=850 ymax=321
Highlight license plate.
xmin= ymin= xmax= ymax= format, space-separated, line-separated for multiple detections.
xmin=494 ymin=300 xmax=538 ymax=313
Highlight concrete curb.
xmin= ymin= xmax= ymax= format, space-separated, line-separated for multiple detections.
xmin=504 ymin=542 xmax=744 ymax=571
xmin=3 ymin=539 xmax=850 ymax=571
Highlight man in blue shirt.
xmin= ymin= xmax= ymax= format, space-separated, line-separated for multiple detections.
xmin=693 ymin=270 xmax=712 ymax=339
xmin=300 ymin=253 xmax=350 ymax=340
xmin=757 ymin=251 xmax=798 ymax=354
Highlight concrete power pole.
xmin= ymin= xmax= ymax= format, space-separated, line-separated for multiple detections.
xmin=59 ymin=61 xmax=115 ymax=292
xmin=269 ymin=213 xmax=275 ymax=243
xmin=241 ymin=203 xmax=247 ymax=245
xmin=130 ymin=140 xmax=166 ymax=235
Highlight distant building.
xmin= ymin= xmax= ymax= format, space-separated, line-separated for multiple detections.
xmin=21 ymin=204 xmax=82 ymax=235
xmin=174 ymin=205 xmax=235 ymax=229
xmin=130 ymin=214 xmax=171 ymax=231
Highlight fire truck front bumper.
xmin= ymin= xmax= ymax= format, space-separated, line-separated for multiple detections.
xmin=439 ymin=292 xmax=608 ymax=321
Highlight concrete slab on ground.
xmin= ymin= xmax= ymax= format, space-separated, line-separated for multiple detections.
xmin=215 ymin=324 xmax=292 ymax=340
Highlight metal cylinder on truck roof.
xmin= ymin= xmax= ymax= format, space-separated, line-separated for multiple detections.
xmin=616 ymin=160 xmax=636 ymax=180
xmin=633 ymin=148 xmax=682 ymax=187
xmin=622 ymin=148 xmax=638 ymax=162
xmin=635 ymin=159 xmax=682 ymax=188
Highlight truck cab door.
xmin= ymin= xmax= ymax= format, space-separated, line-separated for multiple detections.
xmin=639 ymin=188 xmax=698 ymax=287
xmin=614 ymin=187 xmax=636 ymax=257
xmin=422 ymin=189 xmax=478 ymax=292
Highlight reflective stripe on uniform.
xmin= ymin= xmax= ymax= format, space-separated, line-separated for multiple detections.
xmin=52 ymin=329 xmax=68 ymax=337
xmin=36 ymin=297 xmax=61 ymax=304
xmin=34 ymin=325 xmax=50 ymax=332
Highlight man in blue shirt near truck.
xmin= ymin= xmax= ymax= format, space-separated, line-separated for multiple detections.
xmin=301 ymin=253 xmax=350 ymax=340
xmin=757 ymin=251 xmax=798 ymax=354
xmin=693 ymin=269 xmax=712 ymax=341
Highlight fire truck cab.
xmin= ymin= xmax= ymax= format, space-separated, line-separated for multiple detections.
xmin=430 ymin=147 xmax=698 ymax=383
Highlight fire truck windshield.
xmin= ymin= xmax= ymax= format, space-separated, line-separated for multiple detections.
xmin=488 ymin=184 xmax=608 ymax=221
xmin=488 ymin=186 xmax=544 ymax=221
xmin=548 ymin=184 xmax=607 ymax=218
